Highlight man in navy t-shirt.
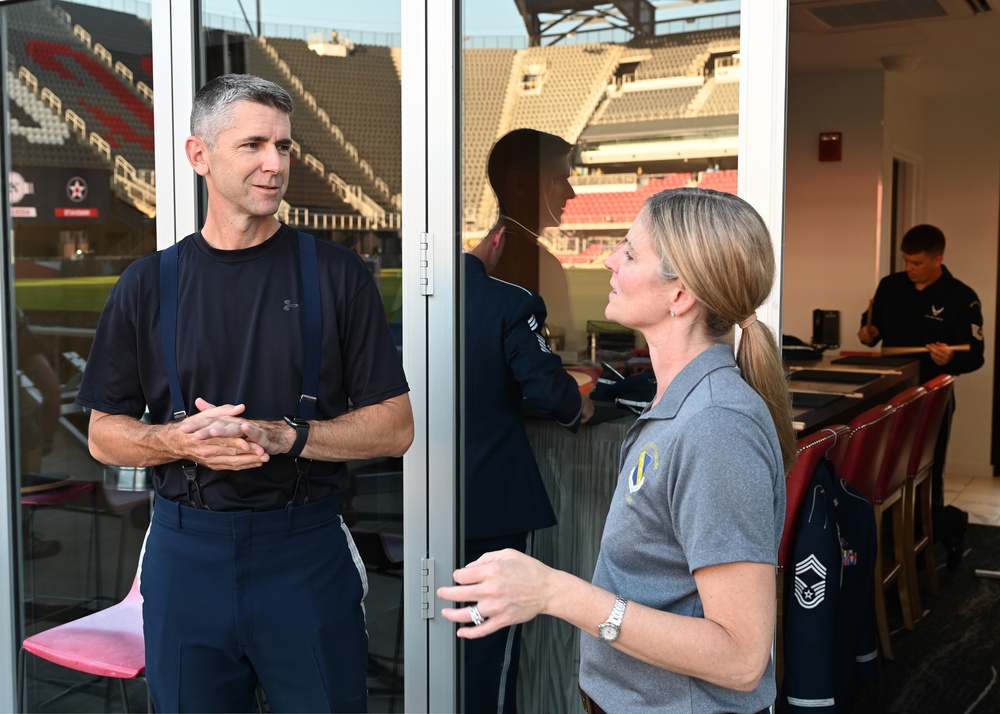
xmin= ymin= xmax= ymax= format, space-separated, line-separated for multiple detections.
xmin=77 ymin=74 xmax=413 ymax=712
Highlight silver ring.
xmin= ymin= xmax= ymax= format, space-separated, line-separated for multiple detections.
xmin=469 ymin=604 xmax=486 ymax=626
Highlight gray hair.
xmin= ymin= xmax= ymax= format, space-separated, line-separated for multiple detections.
xmin=190 ymin=74 xmax=293 ymax=148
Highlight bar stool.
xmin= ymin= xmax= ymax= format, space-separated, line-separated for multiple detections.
xmin=883 ymin=387 xmax=929 ymax=624
xmin=902 ymin=374 xmax=955 ymax=619
xmin=837 ymin=402 xmax=911 ymax=659
xmin=776 ymin=424 xmax=848 ymax=688
xmin=21 ymin=478 xmax=102 ymax=628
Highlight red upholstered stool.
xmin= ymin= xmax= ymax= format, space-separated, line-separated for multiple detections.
xmin=837 ymin=402 xmax=912 ymax=660
xmin=902 ymin=375 xmax=955 ymax=619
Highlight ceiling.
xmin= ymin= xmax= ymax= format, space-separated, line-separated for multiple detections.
xmin=787 ymin=0 xmax=1000 ymax=100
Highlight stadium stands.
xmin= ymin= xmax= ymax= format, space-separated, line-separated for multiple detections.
xmin=245 ymin=36 xmax=398 ymax=217
xmin=509 ymin=43 xmax=623 ymax=143
xmin=594 ymin=85 xmax=701 ymax=124
xmin=561 ymin=172 xmax=692 ymax=226
xmin=6 ymin=2 xmax=155 ymax=172
xmin=53 ymin=1 xmax=154 ymax=90
xmin=462 ymin=48 xmax=518 ymax=226
xmin=631 ymin=27 xmax=740 ymax=81
xmin=265 ymin=37 xmax=401 ymax=196
xmin=695 ymin=169 xmax=738 ymax=195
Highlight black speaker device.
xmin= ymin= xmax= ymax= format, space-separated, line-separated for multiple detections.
xmin=812 ymin=309 xmax=840 ymax=349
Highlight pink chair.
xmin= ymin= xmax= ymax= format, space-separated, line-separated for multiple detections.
xmin=837 ymin=402 xmax=911 ymax=659
xmin=776 ymin=424 xmax=848 ymax=687
xmin=19 ymin=572 xmax=146 ymax=712
xmin=902 ymin=375 xmax=955 ymax=617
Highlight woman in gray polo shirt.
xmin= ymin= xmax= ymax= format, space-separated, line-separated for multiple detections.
xmin=440 ymin=188 xmax=795 ymax=713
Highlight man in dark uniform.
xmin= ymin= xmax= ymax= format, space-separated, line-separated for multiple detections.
xmin=77 ymin=74 xmax=413 ymax=712
xmin=857 ymin=224 xmax=984 ymax=564
xmin=463 ymin=226 xmax=594 ymax=713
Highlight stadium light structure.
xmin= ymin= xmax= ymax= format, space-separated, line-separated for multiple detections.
xmin=515 ymin=0 xmax=733 ymax=46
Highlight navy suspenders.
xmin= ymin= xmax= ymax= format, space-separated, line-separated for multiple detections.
xmin=158 ymin=231 xmax=322 ymax=509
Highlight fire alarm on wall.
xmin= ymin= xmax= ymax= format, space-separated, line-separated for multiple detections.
xmin=819 ymin=132 xmax=842 ymax=162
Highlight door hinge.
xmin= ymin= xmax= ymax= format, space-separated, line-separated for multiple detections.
xmin=420 ymin=556 xmax=435 ymax=619
xmin=419 ymin=232 xmax=434 ymax=296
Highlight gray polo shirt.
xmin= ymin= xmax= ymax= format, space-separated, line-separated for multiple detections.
xmin=579 ymin=343 xmax=785 ymax=713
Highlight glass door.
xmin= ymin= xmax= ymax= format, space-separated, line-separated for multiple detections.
xmin=195 ymin=3 xmax=408 ymax=710
xmin=2 ymin=0 xmax=157 ymax=708
xmin=451 ymin=1 xmax=786 ymax=712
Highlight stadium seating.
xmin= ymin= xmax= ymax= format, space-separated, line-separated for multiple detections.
xmin=696 ymin=169 xmax=738 ymax=195
xmin=7 ymin=2 xmax=154 ymax=172
xmin=462 ymin=48 xmax=518 ymax=226
xmin=245 ymin=37 xmax=397 ymax=214
xmin=561 ymin=172 xmax=693 ymax=225
xmin=266 ymin=38 xmax=401 ymax=196
xmin=53 ymin=1 xmax=154 ymax=90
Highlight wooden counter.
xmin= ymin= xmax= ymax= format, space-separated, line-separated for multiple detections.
xmin=788 ymin=356 xmax=920 ymax=435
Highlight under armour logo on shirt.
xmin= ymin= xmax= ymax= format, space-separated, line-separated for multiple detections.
xmin=284 ymin=300 xmax=299 ymax=311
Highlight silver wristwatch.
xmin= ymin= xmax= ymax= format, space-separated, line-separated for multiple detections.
xmin=597 ymin=596 xmax=627 ymax=643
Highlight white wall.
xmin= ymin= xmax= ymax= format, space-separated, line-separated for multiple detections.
xmin=922 ymin=97 xmax=998 ymax=476
xmin=784 ymin=69 xmax=999 ymax=477
xmin=783 ymin=70 xmax=885 ymax=343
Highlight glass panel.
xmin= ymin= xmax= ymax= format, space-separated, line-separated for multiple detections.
xmin=459 ymin=1 xmax=740 ymax=711
xmin=3 ymin=0 xmax=155 ymax=708
xmin=198 ymin=3 xmax=404 ymax=710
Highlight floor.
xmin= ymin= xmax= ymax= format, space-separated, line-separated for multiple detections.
xmin=943 ymin=472 xmax=1000 ymax=526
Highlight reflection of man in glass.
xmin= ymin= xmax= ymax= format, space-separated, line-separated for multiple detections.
xmin=488 ymin=128 xmax=582 ymax=350
xmin=464 ymin=222 xmax=594 ymax=713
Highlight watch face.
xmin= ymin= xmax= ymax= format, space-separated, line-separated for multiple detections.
xmin=598 ymin=623 xmax=619 ymax=642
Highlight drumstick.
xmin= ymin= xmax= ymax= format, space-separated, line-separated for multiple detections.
xmin=880 ymin=344 xmax=970 ymax=356
xmin=865 ymin=299 xmax=873 ymax=329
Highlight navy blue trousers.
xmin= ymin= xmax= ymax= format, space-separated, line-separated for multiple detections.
xmin=141 ymin=496 xmax=369 ymax=713
xmin=464 ymin=532 xmax=530 ymax=714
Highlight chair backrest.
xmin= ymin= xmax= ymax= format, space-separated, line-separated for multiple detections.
xmin=837 ymin=403 xmax=897 ymax=503
xmin=778 ymin=424 xmax=849 ymax=568
xmin=908 ymin=374 xmax=956 ymax=479
xmin=878 ymin=386 xmax=929 ymax=501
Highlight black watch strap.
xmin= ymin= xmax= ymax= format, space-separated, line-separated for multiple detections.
xmin=283 ymin=415 xmax=310 ymax=458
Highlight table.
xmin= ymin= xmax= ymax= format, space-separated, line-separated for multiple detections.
xmin=788 ymin=356 xmax=920 ymax=435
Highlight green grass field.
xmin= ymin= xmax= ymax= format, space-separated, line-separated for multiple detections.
xmin=14 ymin=266 xmax=608 ymax=332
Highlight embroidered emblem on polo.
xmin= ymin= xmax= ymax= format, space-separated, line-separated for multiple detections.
xmin=628 ymin=442 xmax=658 ymax=494
xmin=283 ymin=299 xmax=299 ymax=311
xmin=793 ymin=554 xmax=827 ymax=609
xmin=931 ymin=305 xmax=944 ymax=317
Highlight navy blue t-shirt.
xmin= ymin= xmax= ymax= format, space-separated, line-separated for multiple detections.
xmin=77 ymin=224 xmax=409 ymax=510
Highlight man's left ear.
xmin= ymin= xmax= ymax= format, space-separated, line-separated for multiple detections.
xmin=185 ymin=136 xmax=210 ymax=177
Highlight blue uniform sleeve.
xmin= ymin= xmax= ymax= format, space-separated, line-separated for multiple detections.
xmin=502 ymin=291 xmax=582 ymax=431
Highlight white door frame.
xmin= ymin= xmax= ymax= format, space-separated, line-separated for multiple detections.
xmin=403 ymin=0 xmax=460 ymax=709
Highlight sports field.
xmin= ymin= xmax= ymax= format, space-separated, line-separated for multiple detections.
xmin=14 ymin=266 xmax=611 ymax=334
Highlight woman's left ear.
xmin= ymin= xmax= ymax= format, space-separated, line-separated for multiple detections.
xmin=669 ymin=282 xmax=698 ymax=317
